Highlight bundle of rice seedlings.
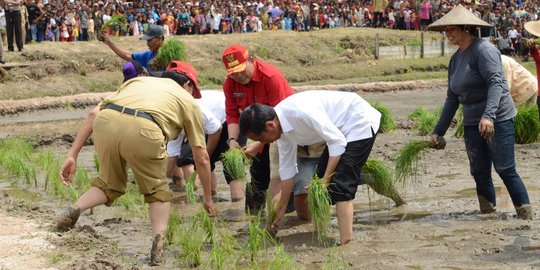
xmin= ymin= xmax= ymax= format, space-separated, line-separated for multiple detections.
xmin=100 ymin=14 xmax=128 ymax=32
xmin=308 ymin=175 xmax=332 ymax=244
xmin=408 ymin=107 xmax=440 ymax=136
xmin=394 ymin=140 xmax=431 ymax=184
xmin=453 ymin=106 xmax=464 ymax=138
xmin=185 ymin=172 xmax=197 ymax=203
xmin=514 ymin=104 xmax=540 ymax=144
xmin=221 ymin=148 xmax=249 ymax=182
xmin=371 ymin=102 xmax=396 ymax=133
xmin=363 ymin=160 xmax=405 ymax=207
xmin=148 ymin=38 xmax=188 ymax=71
xmin=265 ymin=190 xmax=277 ymax=233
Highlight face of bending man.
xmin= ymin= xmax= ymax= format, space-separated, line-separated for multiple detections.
xmin=246 ymin=118 xmax=282 ymax=144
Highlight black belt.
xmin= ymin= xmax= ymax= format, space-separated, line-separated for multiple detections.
xmin=104 ymin=103 xmax=157 ymax=124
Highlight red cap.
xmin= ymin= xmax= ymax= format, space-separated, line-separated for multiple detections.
xmin=222 ymin=44 xmax=250 ymax=76
xmin=166 ymin=61 xmax=201 ymax=99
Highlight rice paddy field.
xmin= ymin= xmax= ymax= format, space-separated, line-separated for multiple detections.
xmin=1 ymin=31 xmax=540 ymax=269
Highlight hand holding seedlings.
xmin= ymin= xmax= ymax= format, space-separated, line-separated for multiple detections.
xmin=429 ymin=134 xmax=446 ymax=149
xmin=203 ymin=197 xmax=218 ymax=217
xmin=478 ymin=117 xmax=494 ymax=141
xmin=60 ymin=156 xmax=77 ymax=187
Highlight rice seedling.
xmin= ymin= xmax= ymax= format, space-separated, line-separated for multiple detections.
xmin=185 ymin=172 xmax=197 ymax=204
xmin=113 ymin=187 xmax=147 ymax=218
xmin=394 ymin=140 xmax=431 ymax=184
xmin=221 ymin=148 xmax=250 ymax=182
xmin=265 ymin=190 xmax=277 ymax=232
xmin=166 ymin=207 xmax=183 ymax=245
xmin=322 ymin=245 xmax=347 ymax=270
xmin=408 ymin=107 xmax=440 ymax=136
xmin=194 ymin=207 xmax=214 ymax=242
xmin=176 ymin=222 xmax=205 ymax=268
xmin=308 ymin=175 xmax=332 ymax=244
xmin=363 ymin=159 xmax=405 ymax=207
xmin=242 ymin=213 xmax=276 ymax=265
xmin=453 ymin=106 xmax=464 ymax=138
xmin=148 ymin=38 xmax=188 ymax=71
xmin=93 ymin=152 xmax=100 ymax=172
xmin=267 ymin=244 xmax=295 ymax=269
xmin=514 ymin=104 xmax=540 ymax=144
xmin=371 ymin=102 xmax=396 ymax=133
xmin=207 ymin=228 xmax=237 ymax=270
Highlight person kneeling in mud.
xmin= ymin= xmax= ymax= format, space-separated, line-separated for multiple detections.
xmin=239 ymin=91 xmax=380 ymax=245
xmin=56 ymin=71 xmax=217 ymax=266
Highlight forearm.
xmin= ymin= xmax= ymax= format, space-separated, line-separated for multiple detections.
xmin=104 ymin=40 xmax=131 ymax=61
xmin=192 ymin=146 xmax=213 ymax=200
xmin=323 ymin=155 xmax=341 ymax=183
xmin=68 ymin=105 xmax=100 ymax=159
xmin=278 ymin=179 xmax=294 ymax=210
xmin=227 ymin=123 xmax=240 ymax=140
xmin=433 ymin=94 xmax=459 ymax=136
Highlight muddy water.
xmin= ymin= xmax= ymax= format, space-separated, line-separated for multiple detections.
xmin=2 ymin=87 xmax=540 ymax=269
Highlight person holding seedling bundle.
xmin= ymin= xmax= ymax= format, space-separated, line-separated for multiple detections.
xmin=222 ymin=44 xmax=295 ymax=214
xmin=428 ymin=6 xmax=533 ymax=220
xmin=56 ymin=71 xmax=217 ymax=266
xmin=524 ymin=20 xmax=540 ymax=121
xmin=100 ymin=24 xmax=164 ymax=71
xmin=239 ymin=91 xmax=381 ymax=245
xmin=162 ymin=61 xmax=246 ymax=202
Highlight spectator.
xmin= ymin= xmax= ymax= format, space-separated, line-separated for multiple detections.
xmin=5 ymin=0 xmax=24 ymax=52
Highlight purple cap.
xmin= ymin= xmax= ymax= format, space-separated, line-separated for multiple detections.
xmin=122 ymin=60 xmax=144 ymax=82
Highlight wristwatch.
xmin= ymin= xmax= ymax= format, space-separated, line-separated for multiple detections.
xmin=227 ymin=137 xmax=237 ymax=144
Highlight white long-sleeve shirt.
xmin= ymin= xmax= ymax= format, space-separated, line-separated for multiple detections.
xmin=276 ymin=91 xmax=381 ymax=180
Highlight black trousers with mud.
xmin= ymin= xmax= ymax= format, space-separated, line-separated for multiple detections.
xmin=246 ymin=143 xmax=270 ymax=214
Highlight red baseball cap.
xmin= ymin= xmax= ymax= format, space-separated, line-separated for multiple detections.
xmin=222 ymin=44 xmax=250 ymax=76
xmin=166 ymin=61 xmax=201 ymax=99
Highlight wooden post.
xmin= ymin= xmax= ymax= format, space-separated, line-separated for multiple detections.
xmin=420 ymin=32 xmax=424 ymax=58
xmin=375 ymin=33 xmax=380 ymax=60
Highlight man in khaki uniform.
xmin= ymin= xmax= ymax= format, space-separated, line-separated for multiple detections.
xmin=56 ymin=75 xmax=217 ymax=266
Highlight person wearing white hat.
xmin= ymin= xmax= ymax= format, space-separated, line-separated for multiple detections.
xmin=524 ymin=20 xmax=540 ymax=121
xmin=428 ymin=6 xmax=533 ymax=220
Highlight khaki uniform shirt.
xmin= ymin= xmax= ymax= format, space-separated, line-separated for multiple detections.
xmin=100 ymin=76 xmax=207 ymax=148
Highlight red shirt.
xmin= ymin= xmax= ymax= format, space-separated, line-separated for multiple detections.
xmin=224 ymin=59 xmax=295 ymax=124
xmin=531 ymin=48 xmax=540 ymax=97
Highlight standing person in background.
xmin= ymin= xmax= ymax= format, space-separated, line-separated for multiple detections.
xmin=4 ymin=0 xmax=24 ymax=52
xmin=428 ymin=6 xmax=533 ymax=220
xmin=524 ymin=20 xmax=540 ymax=121
xmin=18 ymin=0 xmax=25 ymax=44
xmin=372 ymin=0 xmax=388 ymax=28
xmin=25 ymin=0 xmax=36 ymax=41
xmin=419 ymin=0 xmax=431 ymax=31
xmin=0 ymin=6 xmax=6 ymax=50
xmin=222 ymin=44 xmax=294 ymax=214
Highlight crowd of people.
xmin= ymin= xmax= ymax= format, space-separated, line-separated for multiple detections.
xmin=0 ymin=0 xmax=538 ymax=47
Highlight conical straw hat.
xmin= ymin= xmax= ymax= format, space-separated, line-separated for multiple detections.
xmin=427 ymin=6 xmax=491 ymax=32
xmin=524 ymin=20 xmax=540 ymax=37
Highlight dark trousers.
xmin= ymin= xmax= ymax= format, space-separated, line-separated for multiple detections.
xmin=464 ymin=119 xmax=530 ymax=207
xmin=245 ymin=143 xmax=270 ymax=213
xmin=6 ymin=10 xmax=23 ymax=51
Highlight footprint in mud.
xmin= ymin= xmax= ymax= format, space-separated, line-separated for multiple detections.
xmin=96 ymin=217 xmax=131 ymax=227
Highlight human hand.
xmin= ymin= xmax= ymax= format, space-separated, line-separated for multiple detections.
xmin=228 ymin=138 xmax=240 ymax=149
xmin=203 ymin=197 xmax=218 ymax=217
xmin=60 ymin=157 xmax=77 ymax=187
xmin=429 ymin=134 xmax=446 ymax=149
xmin=243 ymin=142 xmax=260 ymax=159
xmin=270 ymin=205 xmax=287 ymax=229
xmin=478 ymin=117 xmax=494 ymax=141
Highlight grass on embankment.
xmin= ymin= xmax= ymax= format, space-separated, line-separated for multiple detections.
xmin=0 ymin=28 xmax=451 ymax=100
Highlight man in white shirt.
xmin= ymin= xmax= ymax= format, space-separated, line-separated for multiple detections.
xmin=239 ymin=90 xmax=381 ymax=245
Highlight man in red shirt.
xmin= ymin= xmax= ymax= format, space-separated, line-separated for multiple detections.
xmin=222 ymin=44 xmax=294 ymax=214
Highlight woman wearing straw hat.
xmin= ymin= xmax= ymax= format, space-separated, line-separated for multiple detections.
xmin=428 ymin=6 xmax=533 ymax=220
xmin=524 ymin=20 xmax=540 ymax=121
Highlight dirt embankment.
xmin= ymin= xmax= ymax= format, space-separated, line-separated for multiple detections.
xmin=0 ymin=80 xmax=447 ymax=116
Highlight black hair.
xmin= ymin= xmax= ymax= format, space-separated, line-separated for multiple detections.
xmin=161 ymin=70 xmax=193 ymax=88
xmin=239 ymin=104 xmax=276 ymax=136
